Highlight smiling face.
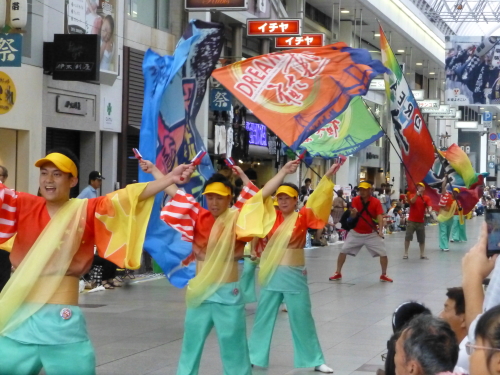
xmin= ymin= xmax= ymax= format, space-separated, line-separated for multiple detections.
xmin=39 ymin=162 xmax=78 ymax=204
xmin=204 ymin=193 xmax=231 ymax=218
xmin=277 ymin=193 xmax=297 ymax=215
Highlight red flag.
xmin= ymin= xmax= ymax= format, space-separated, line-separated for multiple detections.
xmin=380 ymin=27 xmax=435 ymax=189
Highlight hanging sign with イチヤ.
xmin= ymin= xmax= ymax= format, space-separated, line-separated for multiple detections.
xmin=275 ymin=34 xmax=324 ymax=48
xmin=0 ymin=33 xmax=22 ymax=67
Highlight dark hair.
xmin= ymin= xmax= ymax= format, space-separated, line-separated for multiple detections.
xmin=392 ymin=301 xmax=432 ymax=333
xmin=305 ymin=178 xmax=311 ymax=184
xmin=204 ymin=173 xmax=233 ymax=195
xmin=47 ymin=147 xmax=80 ymax=178
xmin=103 ymin=15 xmax=115 ymax=35
xmin=402 ymin=315 xmax=458 ymax=374
xmin=475 ymin=305 xmax=500 ymax=363
xmin=245 ymin=168 xmax=257 ymax=181
xmin=336 ymin=190 xmax=343 ymax=197
xmin=234 ymin=178 xmax=243 ymax=188
xmin=0 ymin=165 xmax=8 ymax=178
xmin=446 ymin=287 xmax=465 ymax=316
xmin=279 ymin=183 xmax=299 ymax=196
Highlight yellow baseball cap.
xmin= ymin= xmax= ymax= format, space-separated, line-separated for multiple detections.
xmin=358 ymin=181 xmax=372 ymax=189
xmin=273 ymin=197 xmax=279 ymax=206
xmin=202 ymin=182 xmax=231 ymax=196
xmin=276 ymin=185 xmax=298 ymax=198
xmin=417 ymin=182 xmax=425 ymax=187
xmin=35 ymin=153 xmax=78 ymax=177
xmin=453 ymin=187 xmax=460 ymax=193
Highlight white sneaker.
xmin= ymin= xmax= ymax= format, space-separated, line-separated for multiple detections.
xmin=442 ymin=248 xmax=449 ymax=252
xmin=315 ymin=364 xmax=333 ymax=373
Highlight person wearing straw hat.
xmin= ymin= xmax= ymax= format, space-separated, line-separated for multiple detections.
xmin=248 ymin=162 xmax=342 ymax=374
xmin=329 ymin=181 xmax=393 ymax=283
xmin=140 ymin=158 xmax=298 ymax=375
xmin=403 ymin=182 xmax=432 ymax=260
xmin=0 ymin=148 xmax=193 ymax=375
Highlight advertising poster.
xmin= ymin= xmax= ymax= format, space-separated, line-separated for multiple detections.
xmin=445 ymin=35 xmax=500 ymax=105
xmin=66 ymin=0 xmax=117 ymax=73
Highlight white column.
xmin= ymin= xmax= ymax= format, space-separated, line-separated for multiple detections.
xmin=101 ymin=132 xmax=119 ymax=194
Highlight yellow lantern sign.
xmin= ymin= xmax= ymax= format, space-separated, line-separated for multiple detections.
xmin=0 ymin=71 xmax=16 ymax=114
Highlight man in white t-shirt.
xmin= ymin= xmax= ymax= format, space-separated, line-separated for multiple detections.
xmin=439 ymin=287 xmax=469 ymax=373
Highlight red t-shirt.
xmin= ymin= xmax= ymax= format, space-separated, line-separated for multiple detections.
xmin=408 ymin=194 xmax=432 ymax=223
xmin=352 ymin=196 xmax=384 ymax=234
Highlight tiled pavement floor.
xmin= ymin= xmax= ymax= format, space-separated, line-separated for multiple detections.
xmin=81 ymin=218 xmax=480 ymax=375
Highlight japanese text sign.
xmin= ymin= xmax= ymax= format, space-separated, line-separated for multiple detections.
xmin=247 ymin=19 xmax=301 ymax=37
xmin=275 ymin=34 xmax=324 ymax=48
xmin=185 ymin=0 xmax=248 ymax=10
xmin=52 ymin=34 xmax=99 ymax=81
xmin=210 ymin=87 xmax=232 ymax=110
xmin=246 ymin=121 xmax=268 ymax=146
xmin=0 ymin=71 xmax=16 ymax=114
xmin=0 ymin=34 xmax=22 ymax=67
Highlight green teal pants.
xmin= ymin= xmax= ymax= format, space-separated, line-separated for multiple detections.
xmin=439 ymin=218 xmax=454 ymax=250
xmin=177 ymin=302 xmax=251 ymax=375
xmin=452 ymin=216 xmax=467 ymax=242
xmin=240 ymin=258 xmax=258 ymax=304
xmin=0 ymin=336 xmax=95 ymax=375
xmin=249 ymin=289 xmax=325 ymax=368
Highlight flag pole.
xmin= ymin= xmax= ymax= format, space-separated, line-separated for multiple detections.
xmin=378 ymin=23 xmax=463 ymax=211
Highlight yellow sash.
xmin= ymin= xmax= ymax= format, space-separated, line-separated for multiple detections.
xmin=0 ymin=199 xmax=88 ymax=335
xmin=186 ymin=208 xmax=239 ymax=308
xmin=258 ymin=212 xmax=298 ymax=286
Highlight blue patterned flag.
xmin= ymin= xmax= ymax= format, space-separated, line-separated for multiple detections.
xmin=139 ymin=20 xmax=224 ymax=287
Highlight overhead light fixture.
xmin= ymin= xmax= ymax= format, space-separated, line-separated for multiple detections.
xmin=340 ymin=9 xmax=350 ymax=13
xmin=238 ymin=159 xmax=243 ymax=163
xmin=374 ymin=33 xmax=380 ymax=37
xmin=368 ymin=50 xmax=378 ymax=53
xmin=480 ymin=107 xmax=484 ymax=109
xmin=429 ymin=72 xmax=435 ymax=75
xmin=397 ymin=49 xmax=405 ymax=53
xmin=416 ymin=62 xmax=423 ymax=65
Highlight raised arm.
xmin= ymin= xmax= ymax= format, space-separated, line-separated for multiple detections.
xmin=261 ymin=160 xmax=300 ymax=198
xmin=462 ymin=223 xmax=497 ymax=330
xmin=138 ymin=161 xmax=195 ymax=201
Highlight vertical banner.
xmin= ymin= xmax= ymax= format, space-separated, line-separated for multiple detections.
xmin=139 ymin=20 xmax=224 ymax=287
xmin=380 ymin=26 xmax=435 ymax=189
xmin=65 ymin=0 xmax=117 ymax=73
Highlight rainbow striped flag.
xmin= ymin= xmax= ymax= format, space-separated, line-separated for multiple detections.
xmin=380 ymin=26 xmax=434 ymax=189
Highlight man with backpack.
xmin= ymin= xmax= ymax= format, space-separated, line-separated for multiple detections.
xmin=329 ymin=181 xmax=393 ymax=282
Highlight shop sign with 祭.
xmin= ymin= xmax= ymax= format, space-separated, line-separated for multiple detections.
xmin=209 ymin=87 xmax=232 ymax=110
xmin=0 ymin=33 xmax=22 ymax=67
xmin=247 ymin=19 xmax=301 ymax=37
xmin=0 ymin=71 xmax=16 ymax=114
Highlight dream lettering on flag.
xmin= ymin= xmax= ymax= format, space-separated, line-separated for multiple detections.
xmin=213 ymin=43 xmax=388 ymax=150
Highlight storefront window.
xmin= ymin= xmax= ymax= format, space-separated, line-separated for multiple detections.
xmin=127 ymin=0 xmax=169 ymax=31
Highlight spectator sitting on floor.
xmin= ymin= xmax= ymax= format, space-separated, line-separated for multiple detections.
xmin=394 ymin=315 xmax=459 ymax=375
xmin=439 ymin=287 xmax=469 ymax=373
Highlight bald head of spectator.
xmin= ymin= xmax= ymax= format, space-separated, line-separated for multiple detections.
xmin=0 ymin=165 xmax=8 ymax=184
